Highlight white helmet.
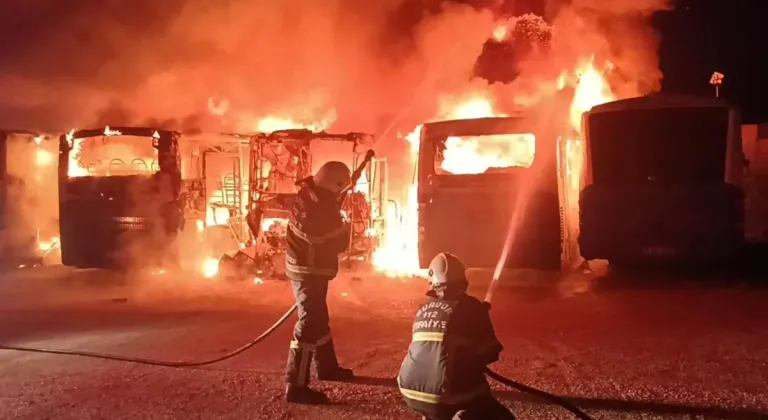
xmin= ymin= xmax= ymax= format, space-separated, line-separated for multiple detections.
xmin=428 ymin=252 xmax=468 ymax=289
xmin=313 ymin=161 xmax=351 ymax=194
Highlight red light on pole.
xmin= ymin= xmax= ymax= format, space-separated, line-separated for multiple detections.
xmin=709 ymin=71 xmax=724 ymax=98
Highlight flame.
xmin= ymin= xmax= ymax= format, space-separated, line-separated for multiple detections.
xmin=372 ymin=56 xmax=617 ymax=275
xmin=441 ymin=134 xmax=535 ymax=175
xmin=202 ymin=257 xmax=219 ymax=278
xmin=66 ymin=130 xmax=160 ymax=178
xmin=569 ymin=56 xmax=614 ymax=132
xmin=37 ymin=236 xmax=60 ymax=251
xmin=35 ymin=148 xmax=53 ymax=166
xmin=104 ymin=126 xmax=122 ymax=136
xmin=560 ymin=57 xmax=616 ymax=266
xmin=253 ymin=115 xmax=333 ymax=133
xmin=67 ymin=136 xmax=89 ymax=177
xmin=492 ymin=23 xmax=509 ymax=42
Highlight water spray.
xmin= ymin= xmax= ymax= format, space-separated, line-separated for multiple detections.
xmin=484 ymin=175 xmax=539 ymax=304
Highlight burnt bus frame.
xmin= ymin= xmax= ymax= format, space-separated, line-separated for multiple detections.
xmin=416 ymin=117 xmax=561 ymax=270
xmin=247 ymin=129 xmax=377 ymax=264
xmin=57 ymin=127 xmax=182 ymax=268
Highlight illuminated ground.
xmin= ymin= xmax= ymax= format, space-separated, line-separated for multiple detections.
xmin=1 ymin=266 xmax=768 ymax=420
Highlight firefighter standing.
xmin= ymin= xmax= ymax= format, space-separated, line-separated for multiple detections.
xmin=398 ymin=252 xmax=515 ymax=420
xmin=284 ymin=161 xmax=355 ymax=404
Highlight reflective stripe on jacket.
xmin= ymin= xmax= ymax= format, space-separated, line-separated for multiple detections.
xmin=397 ymin=292 xmax=503 ymax=409
xmin=285 ymin=180 xmax=349 ymax=279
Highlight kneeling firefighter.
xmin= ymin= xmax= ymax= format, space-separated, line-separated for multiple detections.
xmin=284 ymin=161 xmax=355 ymax=404
xmin=398 ymin=252 xmax=515 ymax=420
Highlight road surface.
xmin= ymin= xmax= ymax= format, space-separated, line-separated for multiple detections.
xmin=1 ymin=266 xmax=767 ymax=419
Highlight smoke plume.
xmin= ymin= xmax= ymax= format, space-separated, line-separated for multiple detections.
xmin=0 ymin=0 xmax=496 ymax=134
xmin=496 ymin=0 xmax=672 ymax=110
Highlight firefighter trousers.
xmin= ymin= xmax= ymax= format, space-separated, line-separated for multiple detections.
xmin=285 ymin=277 xmax=341 ymax=387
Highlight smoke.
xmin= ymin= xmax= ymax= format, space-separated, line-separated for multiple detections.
xmin=0 ymin=0 xmax=671 ymax=135
xmin=0 ymin=0 xmax=495 ymax=135
xmin=496 ymin=0 xmax=672 ymax=110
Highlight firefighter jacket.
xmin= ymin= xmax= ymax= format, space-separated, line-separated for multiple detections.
xmin=285 ymin=179 xmax=350 ymax=280
xmin=398 ymin=291 xmax=503 ymax=410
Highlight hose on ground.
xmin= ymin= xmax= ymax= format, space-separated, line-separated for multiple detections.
xmin=0 ymin=304 xmax=593 ymax=419
xmin=486 ymin=368 xmax=594 ymax=420
xmin=0 ymin=304 xmax=298 ymax=367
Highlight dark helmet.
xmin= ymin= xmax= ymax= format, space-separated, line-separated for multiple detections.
xmin=313 ymin=161 xmax=351 ymax=194
xmin=428 ymin=252 xmax=468 ymax=291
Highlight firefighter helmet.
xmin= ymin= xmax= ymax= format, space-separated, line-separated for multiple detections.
xmin=428 ymin=252 xmax=467 ymax=289
xmin=313 ymin=161 xmax=352 ymax=195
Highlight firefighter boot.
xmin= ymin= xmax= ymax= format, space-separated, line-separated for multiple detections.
xmin=285 ymin=344 xmax=328 ymax=404
xmin=315 ymin=338 xmax=354 ymax=381
xmin=285 ymin=384 xmax=329 ymax=405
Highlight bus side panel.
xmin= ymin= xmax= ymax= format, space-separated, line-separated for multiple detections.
xmin=418 ymin=185 xmax=561 ymax=270
xmin=579 ymin=183 xmax=744 ymax=264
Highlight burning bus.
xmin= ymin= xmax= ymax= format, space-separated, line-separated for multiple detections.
xmin=0 ymin=131 xmax=60 ymax=267
xmin=416 ymin=117 xmax=562 ymax=270
xmin=55 ymin=124 xmax=386 ymax=276
xmin=578 ymin=95 xmax=745 ymax=266
xmin=214 ymin=129 xmax=385 ymax=279
xmin=58 ymin=127 xmax=183 ymax=269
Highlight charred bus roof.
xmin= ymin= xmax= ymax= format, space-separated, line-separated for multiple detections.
xmin=253 ymin=129 xmax=373 ymax=144
xmin=588 ymin=95 xmax=736 ymax=115
xmin=422 ymin=115 xmax=532 ymax=138
xmin=63 ymin=127 xmax=179 ymax=141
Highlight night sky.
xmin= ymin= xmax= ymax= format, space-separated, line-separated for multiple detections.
xmin=654 ymin=0 xmax=768 ymax=123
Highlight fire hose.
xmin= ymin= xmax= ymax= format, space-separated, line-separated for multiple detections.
xmin=0 ymin=304 xmax=298 ymax=368
xmin=0 ymin=154 xmax=594 ymax=419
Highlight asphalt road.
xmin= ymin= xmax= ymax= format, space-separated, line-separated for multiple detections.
xmin=1 ymin=266 xmax=767 ymax=420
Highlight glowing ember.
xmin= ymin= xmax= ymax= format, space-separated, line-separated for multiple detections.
xmin=202 ymin=257 xmax=219 ymax=278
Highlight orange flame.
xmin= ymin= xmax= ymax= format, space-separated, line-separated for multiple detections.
xmin=373 ymin=57 xmax=617 ymax=275
xmin=560 ymin=56 xmax=616 ymax=266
